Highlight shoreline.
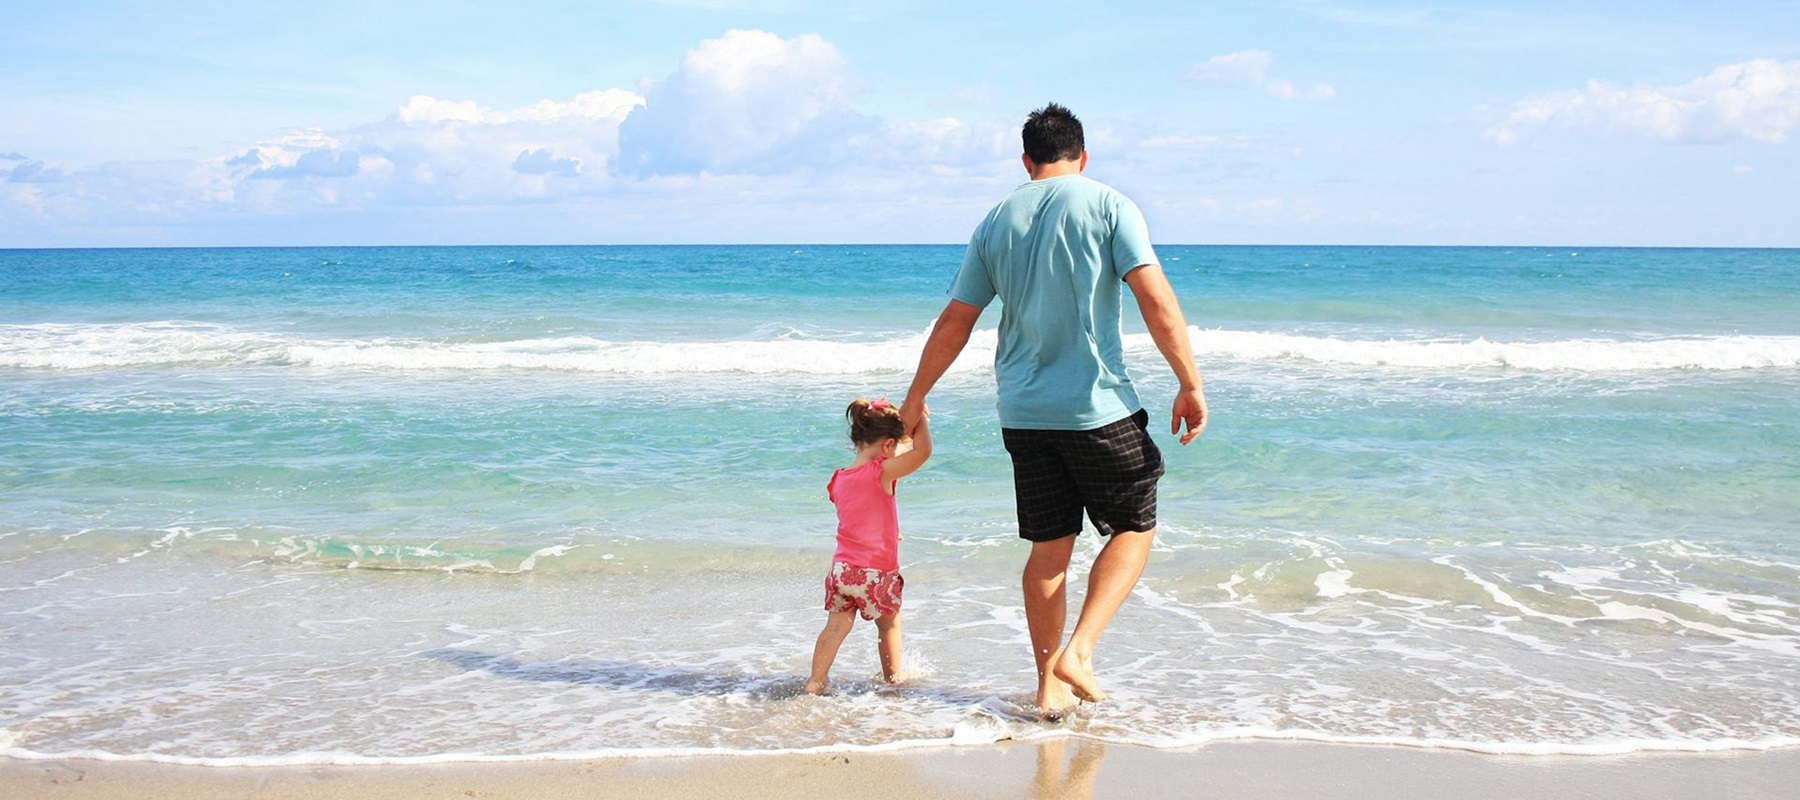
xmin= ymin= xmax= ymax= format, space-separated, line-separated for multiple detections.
xmin=6 ymin=740 xmax=1798 ymax=800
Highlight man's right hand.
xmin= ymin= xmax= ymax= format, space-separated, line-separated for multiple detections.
xmin=900 ymin=399 xmax=929 ymax=436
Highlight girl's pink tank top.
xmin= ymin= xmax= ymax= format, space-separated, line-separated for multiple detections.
xmin=827 ymin=457 xmax=900 ymax=571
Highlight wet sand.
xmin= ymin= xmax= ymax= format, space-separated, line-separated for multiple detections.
xmin=6 ymin=738 xmax=1797 ymax=799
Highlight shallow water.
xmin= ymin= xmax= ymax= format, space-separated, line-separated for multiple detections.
xmin=2 ymin=245 xmax=1797 ymax=762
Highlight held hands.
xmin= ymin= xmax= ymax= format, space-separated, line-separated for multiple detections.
xmin=1171 ymin=387 xmax=1208 ymax=445
xmin=884 ymin=400 xmax=934 ymax=484
xmin=900 ymin=400 xmax=930 ymax=437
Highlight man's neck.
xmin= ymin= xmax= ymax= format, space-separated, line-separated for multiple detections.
xmin=1025 ymin=152 xmax=1086 ymax=181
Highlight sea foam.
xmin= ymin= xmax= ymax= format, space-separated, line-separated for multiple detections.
xmin=5 ymin=322 xmax=1798 ymax=374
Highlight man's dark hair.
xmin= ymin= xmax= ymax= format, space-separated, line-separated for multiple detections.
xmin=1022 ymin=103 xmax=1084 ymax=164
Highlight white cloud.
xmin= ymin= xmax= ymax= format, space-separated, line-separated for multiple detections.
xmin=227 ymin=130 xmax=358 ymax=181
xmin=0 ymin=30 xmax=1169 ymax=244
xmin=614 ymin=29 xmax=877 ymax=176
xmin=6 ymin=159 xmax=71 ymax=183
xmin=397 ymin=90 xmax=642 ymax=125
xmin=0 ymin=29 xmax=1016 ymax=241
xmin=1487 ymin=59 xmax=1800 ymax=145
xmin=204 ymin=89 xmax=642 ymax=207
xmin=1185 ymin=50 xmax=1274 ymax=84
xmin=0 ymin=82 xmax=649 ymax=231
xmin=1184 ymin=50 xmax=1334 ymax=103
xmin=1137 ymin=133 xmax=1253 ymax=150
xmin=251 ymin=149 xmax=362 ymax=180
xmin=880 ymin=117 xmax=1014 ymax=170
xmin=1265 ymin=79 xmax=1336 ymax=103
xmin=512 ymin=148 xmax=582 ymax=176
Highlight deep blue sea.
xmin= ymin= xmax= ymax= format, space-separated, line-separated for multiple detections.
xmin=2 ymin=245 xmax=1797 ymax=764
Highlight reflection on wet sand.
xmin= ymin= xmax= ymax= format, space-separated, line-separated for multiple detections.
xmin=1028 ymin=738 xmax=1107 ymax=800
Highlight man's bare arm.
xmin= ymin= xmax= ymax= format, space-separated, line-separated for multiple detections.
xmin=1124 ymin=264 xmax=1208 ymax=444
xmin=901 ymin=299 xmax=983 ymax=433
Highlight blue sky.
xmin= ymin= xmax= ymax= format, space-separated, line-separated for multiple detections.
xmin=4 ymin=1 xmax=1798 ymax=247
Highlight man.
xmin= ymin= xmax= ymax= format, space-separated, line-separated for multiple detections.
xmin=900 ymin=102 xmax=1207 ymax=716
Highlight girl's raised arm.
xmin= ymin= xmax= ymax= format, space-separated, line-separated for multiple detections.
xmin=882 ymin=411 xmax=931 ymax=487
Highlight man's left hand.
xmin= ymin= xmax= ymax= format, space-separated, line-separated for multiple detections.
xmin=1172 ymin=388 xmax=1208 ymax=445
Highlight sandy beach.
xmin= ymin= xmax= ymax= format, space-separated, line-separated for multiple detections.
xmin=6 ymin=740 xmax=1797 ymax=799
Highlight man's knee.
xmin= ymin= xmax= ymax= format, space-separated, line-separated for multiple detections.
xmin=1026 ymin=535 xmax=1076 ymax=565
xmin=1107 ymin=528 xmax=1156 ymax=554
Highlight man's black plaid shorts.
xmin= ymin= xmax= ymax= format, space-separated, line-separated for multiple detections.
xmin=1000 ymin=409 xmax=1164 ymax=542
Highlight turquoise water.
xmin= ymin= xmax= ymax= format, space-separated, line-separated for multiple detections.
xmin=2 ymin=245 xmax=1797 ymax=762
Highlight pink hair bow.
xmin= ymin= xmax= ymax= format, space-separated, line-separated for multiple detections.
xmin=869 ymin=398 xmax=892 ymax=411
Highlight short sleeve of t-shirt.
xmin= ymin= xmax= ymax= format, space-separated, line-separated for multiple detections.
xmin=948 ymin=222 xmax=997 ymax=308
xmin=1108 ymin=195 xmax=1158 ymax=281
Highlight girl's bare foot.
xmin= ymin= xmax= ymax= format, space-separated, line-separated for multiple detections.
xmin=803 ymin=680 xmax=827 ymax=695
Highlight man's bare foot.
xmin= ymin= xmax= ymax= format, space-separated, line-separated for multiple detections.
xmin=1052 ymin=650 xmax=1107 ymax=703
xmin=1037 ymin=676 xmax=1077 ymax=721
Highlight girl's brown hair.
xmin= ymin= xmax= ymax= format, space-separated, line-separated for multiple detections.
xmin=845 ymin=398 xmax=905 ymax=446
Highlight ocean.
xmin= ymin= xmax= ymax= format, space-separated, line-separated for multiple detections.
xmin=2 ymin=244 xmax=1797 ymax=764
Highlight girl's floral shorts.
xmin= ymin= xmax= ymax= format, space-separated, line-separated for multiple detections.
xmin=824 ymin=560 xmax=903 ymax=621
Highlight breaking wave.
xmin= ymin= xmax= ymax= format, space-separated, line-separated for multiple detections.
xmin=4 ymin=322 xmax=1798 ymax=374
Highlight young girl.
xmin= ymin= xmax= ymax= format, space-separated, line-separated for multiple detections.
xmin=803 ymin=397 xmax=931 ymax=695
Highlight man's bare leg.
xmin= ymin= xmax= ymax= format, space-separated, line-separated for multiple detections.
xmin=1053 ymin=528 xmax=1155 ymax=703
xmin=1023 ymin=535 xmax=1078 ymax=716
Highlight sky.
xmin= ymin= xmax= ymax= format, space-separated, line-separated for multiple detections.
xmin=3 ymin=1 xmax=1798 ymax=247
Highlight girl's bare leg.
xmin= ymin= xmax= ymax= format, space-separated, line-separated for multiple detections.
xmin=875 ymin=611 xmax=905 ymax=683
xmin=805 ymin=611 xmax=856 ymax=694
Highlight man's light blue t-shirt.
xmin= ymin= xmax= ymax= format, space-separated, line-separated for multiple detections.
xmin=949 ymin=174 xmax=1159 ymax=431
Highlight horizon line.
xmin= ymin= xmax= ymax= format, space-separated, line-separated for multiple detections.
xmin=5 ymin=242 xmax=1798 ymax=252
